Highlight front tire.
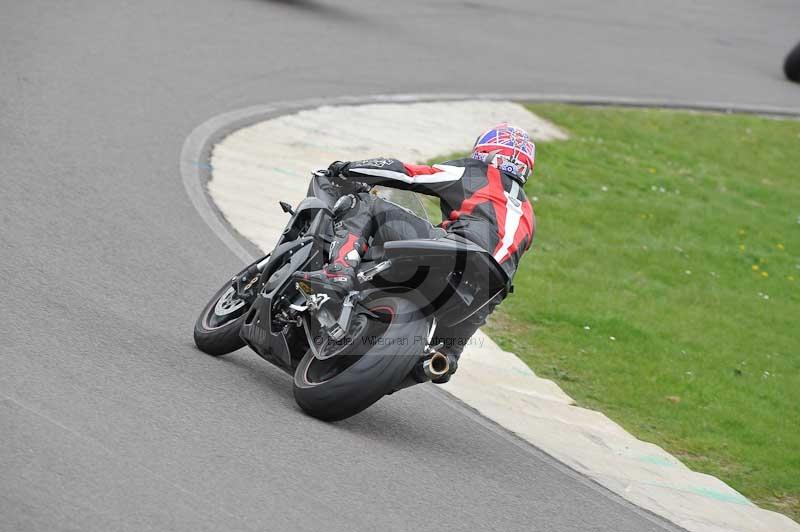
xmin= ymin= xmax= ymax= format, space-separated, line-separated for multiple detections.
xmin=293 ymin=297 xmax=427 ymax=421
xmin=193 ymin=265 xmax=262 ymax=356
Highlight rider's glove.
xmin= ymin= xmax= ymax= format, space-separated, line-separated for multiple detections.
xmin=336 ymin=179 xmax=371 ymax=195
xmin=326 ymin=160 xmax=349 ymax=178
xmin=328 ymin=161 xmax=372 ymax=194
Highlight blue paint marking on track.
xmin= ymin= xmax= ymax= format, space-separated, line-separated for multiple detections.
xmin=638 ymin=455 xmax=677 ymax=468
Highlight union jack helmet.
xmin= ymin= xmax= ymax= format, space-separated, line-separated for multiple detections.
xmin=471 ymin=123 xmax=535 ymax=184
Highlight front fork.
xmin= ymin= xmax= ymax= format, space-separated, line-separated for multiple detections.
xmin=232 ymin=254 xmax=271 ymax=301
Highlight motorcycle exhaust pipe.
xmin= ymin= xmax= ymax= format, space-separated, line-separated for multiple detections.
xmin=389 ymin=352 xmax=450 ymax=394
xmin=422 ymin=352 xmax=450 ymax=380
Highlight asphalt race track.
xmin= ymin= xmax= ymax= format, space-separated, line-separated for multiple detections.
xmin=2 ymin=1 xmax=797 ymax=530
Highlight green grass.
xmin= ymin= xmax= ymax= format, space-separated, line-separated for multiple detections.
xmin=459 ymin=105 xmax=800 ymax=519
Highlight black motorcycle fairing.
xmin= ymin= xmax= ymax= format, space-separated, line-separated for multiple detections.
xmin=277 ymin=197 xmax=334 ymax=247
xmin=260 ymin=236 xmax=315 ymax=281
xmin=307 ymin=173 xmax=339 ymax=209
xmin=239 ymin=237 xmax=321 ymax=372
xmin=374 ymin=238 xmax=509 ymax=326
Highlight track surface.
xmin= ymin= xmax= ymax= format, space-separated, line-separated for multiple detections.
xmin=2 ymin=1 xmax=797 ymax=531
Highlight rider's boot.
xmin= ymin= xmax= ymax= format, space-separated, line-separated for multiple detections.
xmin=293 ymin=232 xmax=366 ymax=296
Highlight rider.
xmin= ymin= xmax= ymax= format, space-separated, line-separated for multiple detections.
xmin=293 ymin=123 xmax=536 ymax=382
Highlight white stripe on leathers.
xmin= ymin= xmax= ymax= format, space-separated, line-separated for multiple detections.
xmin=493 ymin=180 xmax=522 ymax=263
xmin=349 ymin=164 xmax=465 ymax=184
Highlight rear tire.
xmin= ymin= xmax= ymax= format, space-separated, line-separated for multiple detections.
xmin=293 ymin=297 xmax=427 ymax=421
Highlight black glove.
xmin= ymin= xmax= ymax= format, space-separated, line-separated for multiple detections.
xmin=328 ymin=161 xmax=372 ymax=194
xmin=336 ymin=179 xmax=371 ymax=195
xmin=326 ymin=160 xmax=349 ymax=178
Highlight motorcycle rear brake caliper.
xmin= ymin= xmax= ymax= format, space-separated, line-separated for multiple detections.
xmin=314 ymin=291 xmax=361 ymax=342
xmin=298 ymin=292 xmax=330 ymax=313
xmin=332 ymin=291 xmax=361 ymax=340
xmin=295 ymin=283 xmax=352 ymax=342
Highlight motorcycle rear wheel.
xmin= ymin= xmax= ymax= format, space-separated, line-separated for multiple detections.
xmin=293 ymin=296 xmax=427 ymax=421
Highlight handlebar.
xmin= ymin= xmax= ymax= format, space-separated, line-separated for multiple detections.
xmin=312 ymin=169 xmax=372 ymax=194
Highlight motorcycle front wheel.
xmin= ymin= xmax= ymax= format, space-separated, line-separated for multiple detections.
xmin=293 ymin=296 xmax=427 ymax=421
xmin=193 ymin=259 xmax=265 ymax=356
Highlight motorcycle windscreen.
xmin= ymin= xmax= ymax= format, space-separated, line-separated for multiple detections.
xmin=379 ymin=188 xmax=439 ymax=225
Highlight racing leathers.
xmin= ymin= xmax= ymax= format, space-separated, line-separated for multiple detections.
xmin=300 ymin=156 xmax=536 ymax=380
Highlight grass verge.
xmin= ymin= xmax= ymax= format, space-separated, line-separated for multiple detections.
xmin=487 ymin=105 xmax=800 ymax=520
xmin=458 ymin=105 xmax=800 ymax=519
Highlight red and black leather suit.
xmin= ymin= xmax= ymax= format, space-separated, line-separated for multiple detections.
xmin=319 ymin=156 xmax=536 ymax=359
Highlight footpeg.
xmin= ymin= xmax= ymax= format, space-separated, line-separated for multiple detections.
xmin=357 ymin=260 xmax=392 ymax=283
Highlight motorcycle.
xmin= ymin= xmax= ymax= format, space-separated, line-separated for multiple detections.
xmin=193 ymin=171 xmax=509 ymax=421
